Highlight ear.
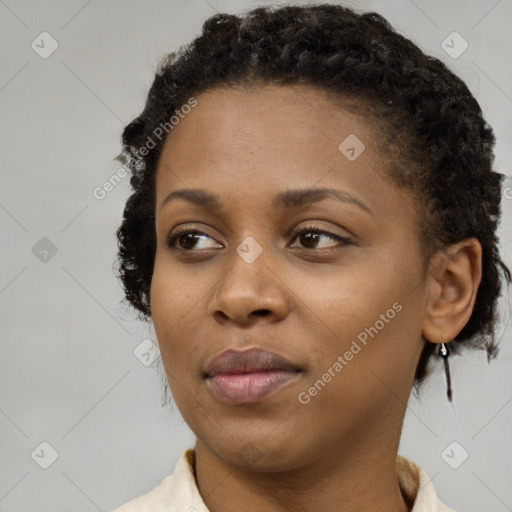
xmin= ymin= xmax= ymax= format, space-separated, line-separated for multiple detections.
xmin=422 ymin=238 xmax=482 ymax=344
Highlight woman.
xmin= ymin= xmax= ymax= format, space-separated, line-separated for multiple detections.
xmin=111 ymin=4 xmax=510 ymax=511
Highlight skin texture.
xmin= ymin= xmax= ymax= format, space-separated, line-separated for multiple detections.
xmin=150 ymin=85 xmax=482 ymax=512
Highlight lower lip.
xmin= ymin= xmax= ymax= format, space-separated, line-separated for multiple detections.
xmin=207 ymin=371 xmax=300 ymax=405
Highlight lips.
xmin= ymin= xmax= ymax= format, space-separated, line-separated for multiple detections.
xmin=204 ymin=347 xmax=302 ymax=405
xmin=205 ymin=347 xmax=301 ymax=377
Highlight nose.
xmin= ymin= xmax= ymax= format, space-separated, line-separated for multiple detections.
xmin=208 ymin=248 xmax=290 ymax=326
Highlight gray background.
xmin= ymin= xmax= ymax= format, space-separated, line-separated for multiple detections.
xmin=1 ymin=0 xmax=511 ymax=511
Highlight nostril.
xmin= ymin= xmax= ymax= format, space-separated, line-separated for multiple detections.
xmin=253 ymin=309 xmax=271 ymax=317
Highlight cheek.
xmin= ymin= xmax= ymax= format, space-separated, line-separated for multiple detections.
xmin=151 ymin=253 xmax=212 ymax=322
xmin=295 ymin=253 xmax=406 ymax=332
xmin=295 ymin=250 xmax=423 ymax=380
xmin=149 ymin=261 xmax=205 ymax=368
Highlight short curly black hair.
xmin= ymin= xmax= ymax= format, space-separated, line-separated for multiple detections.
xmin=115 ymin=3 xmax=511 ymax=387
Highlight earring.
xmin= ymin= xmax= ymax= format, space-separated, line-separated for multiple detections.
xmin=438 ymin=342 xmax=452 ymax=402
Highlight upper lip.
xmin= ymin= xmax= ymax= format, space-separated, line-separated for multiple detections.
xmin=204 ymin=347 xmax=302 ymax=378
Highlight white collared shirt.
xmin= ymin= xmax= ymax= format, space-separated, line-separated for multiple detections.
xmin=111 ymin=449 xmax=456 ymax=512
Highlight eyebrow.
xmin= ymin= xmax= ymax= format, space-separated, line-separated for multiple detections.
xmin=160 ymin=187 xmax=373 ymax=217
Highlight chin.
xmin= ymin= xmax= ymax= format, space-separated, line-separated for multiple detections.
xmin=201 ymin=429 xmax=316 ymax=473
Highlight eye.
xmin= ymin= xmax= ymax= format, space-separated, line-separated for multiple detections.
xmin=166 ymin=224 xmax=351 ymax=252
xmin=289 ymin=225 xmax=351 ymax=250
xmin=167 ymin=227 xmax=221 ymax=251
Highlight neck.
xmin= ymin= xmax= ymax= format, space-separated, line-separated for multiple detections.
xmin=194 ymin=428 xmax=411 ymax=512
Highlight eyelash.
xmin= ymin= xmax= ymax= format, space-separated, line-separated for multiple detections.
xmin=166 ymin=224 xmax=351 ymax=252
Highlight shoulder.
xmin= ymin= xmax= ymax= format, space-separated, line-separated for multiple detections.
xmin=110 ymin=474 xmax=175 ymax=512
xmin=110 ymin=449 xmax=209 ymax=512
xmin=397 ymin=454 xmax=457 ymax=512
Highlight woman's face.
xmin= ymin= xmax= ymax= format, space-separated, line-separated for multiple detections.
xmin=151 ymin=85 xmax=429 ymax=470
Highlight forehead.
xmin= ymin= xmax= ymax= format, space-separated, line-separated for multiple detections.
xmin=155 ymin=85 xmax=385 ymax=197
xmin=153 ymin=85 xmax=422 ymax=242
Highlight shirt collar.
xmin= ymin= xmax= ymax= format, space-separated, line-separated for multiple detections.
xmin=114 ymin=449 xmax=455 ymax=512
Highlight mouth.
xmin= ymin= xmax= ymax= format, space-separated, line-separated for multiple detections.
xmin=204 ymin=347 xmax=302 ymax=405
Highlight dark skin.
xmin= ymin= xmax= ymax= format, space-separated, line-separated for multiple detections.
xmin=150 ymin=85 xmax=482 ymax=512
